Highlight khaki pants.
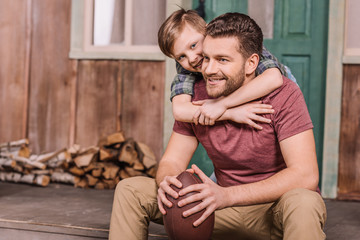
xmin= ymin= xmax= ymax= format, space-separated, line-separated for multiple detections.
xmin=109 ymin=176 xmax=327 ymax=240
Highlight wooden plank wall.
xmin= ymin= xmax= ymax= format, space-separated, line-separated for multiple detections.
xmin=0 ymin=0 xmax=164 ymax=160
xmin=338 ymin=64 xmax=360 ymax=200
xmin=0 ymin=0 xmax=29 ymax=142
xmin=28 ymin=0 xmax=76 ymax=153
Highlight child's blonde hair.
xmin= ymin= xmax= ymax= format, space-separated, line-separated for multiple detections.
xmin=158 ymin=8 xmax=206 ymax=58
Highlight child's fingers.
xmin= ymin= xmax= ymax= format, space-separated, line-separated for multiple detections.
xmin=193 ymin=109 xmax=201 ymax=125
xmin=198 ymin=114 xmax=205 ymax=125
xmin=252 ymin=104 xmax=273 ymax=109
xmin=246 ymin=119 xmax=263 ymax=130
xmin=253 ymin=108 xmax=275 ymax=114
xmin=192 ymin=100 xmax=205 ymax=106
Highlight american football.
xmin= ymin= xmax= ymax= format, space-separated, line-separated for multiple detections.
xmin=163 ymin=171 xmax=215 ymax=240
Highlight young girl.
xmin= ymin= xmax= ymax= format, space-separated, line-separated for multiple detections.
xmin=158 ymin=9 xmax=296 ymax=129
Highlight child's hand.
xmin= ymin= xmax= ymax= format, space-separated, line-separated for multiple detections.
xmin=192 ymin=99 xmax=227 ymax=125
xmin=227 ymin=101 xmax=274 ymax=130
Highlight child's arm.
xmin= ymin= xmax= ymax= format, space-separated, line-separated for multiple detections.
xmin=172 ymin=94 xmax=199 ymax=122
xmin=171 ymin=60 xmax=279 ymax=127
xmin=193 ymin=68 xmax=283 ymax=125
xmin=171 ymin=62 xmax=200 ymax=122
xmin=174 ymin=95 xmax=274 ymax=129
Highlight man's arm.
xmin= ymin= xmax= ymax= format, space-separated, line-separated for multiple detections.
xmin=178 ymin=129 xmax=319 ymax=226
xmin=156 ymin=131 xmax=199 ymax=214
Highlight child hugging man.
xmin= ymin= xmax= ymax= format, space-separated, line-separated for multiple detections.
xmin=158 ymin=8 xmax=297 ymax=128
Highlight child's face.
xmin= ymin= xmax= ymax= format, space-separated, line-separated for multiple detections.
xmin=172 ymin=23 xmax=205 ymax=73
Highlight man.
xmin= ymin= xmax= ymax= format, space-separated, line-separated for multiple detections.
xmin=109 ymin=13 xmax=326 ymax=240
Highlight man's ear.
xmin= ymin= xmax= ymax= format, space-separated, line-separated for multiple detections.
xmin=245 ymin=53 xmax=259 ymax=75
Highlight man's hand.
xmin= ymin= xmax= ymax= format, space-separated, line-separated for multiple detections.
xmin=226 ymin=101 xmax=274 ymax=130
xmin=178 ymin=165 xmax=228 ymax=227
xmin=192 ymin=99 xmax=226 ymax=125
xmin=157 ymin=175 xmax=183 ymax=215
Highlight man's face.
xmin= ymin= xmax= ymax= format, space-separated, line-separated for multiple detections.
xmin=202 ymin=36 xmax=246 ymax=98
xmin=172 ymin=23 xmax=205 ymax=73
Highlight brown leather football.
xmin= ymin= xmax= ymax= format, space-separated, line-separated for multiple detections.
xmin=163 ymin=171 xmax=215 ymax=240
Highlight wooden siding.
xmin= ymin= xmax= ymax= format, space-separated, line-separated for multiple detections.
xmin=28 ymin=0 xmax=75 ymax=153
xmin=0 ymin=0 xmax=29 ymax=142
xmin=338 ymin=64 xmax=360 ymax=200
xmin=75 ymin=61 xmax=119 ymax=147
xmin=120 ymin=61 xmax=165 ymax=161
xmin=0 ymin=0 xmax=165 ymax=161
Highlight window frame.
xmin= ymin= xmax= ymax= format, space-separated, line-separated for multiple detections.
xmin=343 ymin=0 xmax=360 ymax=63
xmin=69 ymin=0 xmax=172 ymax=60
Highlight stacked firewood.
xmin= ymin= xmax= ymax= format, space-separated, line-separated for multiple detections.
xmin=0 ymin=132 xmax=157 ymax=189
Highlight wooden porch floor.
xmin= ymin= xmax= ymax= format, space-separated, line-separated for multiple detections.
xmin=0 ymin=182 xmax=359 ymax=239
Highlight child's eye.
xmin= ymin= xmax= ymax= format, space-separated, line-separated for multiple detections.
xmin=178 ymin=55 xmax=185 ymax=61
xmin=203 ymin=56 xmax=209 ymax=61
xmin=219 ymin=58 xmax=228 ymax=62
xmin=190 ymin=43 xmax=197 ymax=49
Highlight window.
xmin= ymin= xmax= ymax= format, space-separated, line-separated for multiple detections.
xmin=248 ymin=0 xmax=274 ymax=39
xmin=343 ymin=0 xmax=360 ymax=63
xmin=70 ymin=0 xmax=167 ymax=60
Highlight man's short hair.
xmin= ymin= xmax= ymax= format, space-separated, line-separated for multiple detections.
xmin=158 ymin=8 xmax=206 ymax=58
xmin=206 ymin=13 xmax=263 ymax=59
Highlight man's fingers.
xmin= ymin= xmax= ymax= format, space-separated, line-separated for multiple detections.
xmin=160 ymin=176 xmax=182 ymax=199
xmin=182 ymin=199 xmax=214 ymax=227
xmin=178 ymin=188 xmax=203 ymax=207
xmin=157 ymin=195 xmax=167 ymax=215
xmin=193 ymin=207 xmax=214 ymax=227
xmin=191 ymin=164 xmax=209 ymax=183
xmin=182 ymin=196 xmax=207 ymax=217
xmin=158 ymin=189 xmax=173 ymax=209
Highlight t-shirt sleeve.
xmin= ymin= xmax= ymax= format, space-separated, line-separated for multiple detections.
xmin=173 ymin=120 xmax=195 ymax=137
xmin=270 ymin=80 xmax=313 ymax=142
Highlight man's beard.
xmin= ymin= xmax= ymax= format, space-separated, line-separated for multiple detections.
xmin=205 ymin=67 xmax=246 ymax=98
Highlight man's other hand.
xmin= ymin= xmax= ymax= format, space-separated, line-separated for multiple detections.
xmin=178 ymin=164 xmax=227 ymax=227
xmin=157 ymin=175 xmax=183 ymax=215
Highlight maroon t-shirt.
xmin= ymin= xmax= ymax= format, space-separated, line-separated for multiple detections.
xmin=173 ymin=77 xmax=313 ymax=187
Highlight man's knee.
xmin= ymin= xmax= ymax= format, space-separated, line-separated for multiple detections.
xmin=275 ymin=188 xmax=327 ymax=225
xmin=281 ymin=188 xmax=324 ymax=210
xmin=114 ymin=176 xmax=157 ymax=202
xmin=114 ymin=177 xmax=157 ymax=208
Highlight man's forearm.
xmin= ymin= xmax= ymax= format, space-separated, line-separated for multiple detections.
xmin=155 ymin=132 xmax=199 ymax=186
xmin=155 ymin=160 xmax=184 ymax=186
xmin=224 ymin=166 xmax=318 ymax=207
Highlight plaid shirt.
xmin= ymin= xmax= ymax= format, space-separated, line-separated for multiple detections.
xmin=170 ymin=46 xmax=297 ymax=101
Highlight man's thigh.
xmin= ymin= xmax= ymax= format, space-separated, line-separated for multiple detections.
xmin=271 ymin=188 xmax=326 ymax=240
xmin=212 ymin=203 xmax=273 ymax=240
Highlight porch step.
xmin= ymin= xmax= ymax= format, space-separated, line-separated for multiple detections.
xmin=0 ymin=182 xmax=168 ymax=239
